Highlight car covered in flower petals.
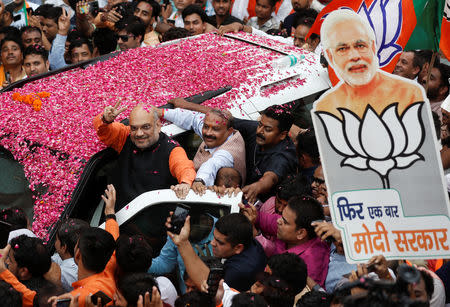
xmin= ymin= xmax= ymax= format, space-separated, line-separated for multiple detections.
xmin=0 ymin=33 xmax=330 ymax=246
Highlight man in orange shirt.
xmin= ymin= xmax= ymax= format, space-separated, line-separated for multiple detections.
xmin=0 ymin=185 xmax=119 ymax=307
xmin=94 ymin=101 xmax=196 ymax=210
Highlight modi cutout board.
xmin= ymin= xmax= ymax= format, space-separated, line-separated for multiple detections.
xmin=311 ymin=10 xmax=450 ymax=263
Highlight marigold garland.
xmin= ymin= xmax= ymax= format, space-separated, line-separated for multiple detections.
xmin=12 ymin=91 xmax=51 ymax=111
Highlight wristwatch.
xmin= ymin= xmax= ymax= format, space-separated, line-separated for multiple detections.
xmin=193 ymin=178 xmax=205 ymax=185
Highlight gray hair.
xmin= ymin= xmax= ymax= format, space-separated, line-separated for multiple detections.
xmin=320 ymin=10 xmax=376 ymax=51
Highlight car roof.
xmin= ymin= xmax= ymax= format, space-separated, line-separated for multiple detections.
xmin=98 ymin=189 xmax=242 ymax=229
xmin=0 ymin=32 xmax=329 ymax=237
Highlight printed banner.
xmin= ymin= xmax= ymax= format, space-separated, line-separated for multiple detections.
xmin=311 ymin=10 xmax=450 ymax=263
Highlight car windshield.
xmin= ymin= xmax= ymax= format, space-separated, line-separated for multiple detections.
xmin=119 ymin=202 xmax=230 ymax=255
xmin=0 ymin=146 xmax=33 ymax=220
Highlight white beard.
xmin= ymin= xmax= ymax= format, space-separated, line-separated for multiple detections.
xmin=333 ymin=57 xmax=379 ymax=87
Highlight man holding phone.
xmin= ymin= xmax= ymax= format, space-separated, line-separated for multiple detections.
xmin=168 ymin=213 xmax=266 ymax=292
xmin=10 ymin=0 xmax=39 ymax=29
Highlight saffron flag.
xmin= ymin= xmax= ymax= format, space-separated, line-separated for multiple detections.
xmin=306 ymin=0 xmax=418 ymax=84
xmin=440 ymin=0 xmax=450 ymax=59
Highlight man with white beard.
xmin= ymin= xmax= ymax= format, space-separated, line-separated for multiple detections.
xmin=315 ymin=10 xmax=425 ymax=119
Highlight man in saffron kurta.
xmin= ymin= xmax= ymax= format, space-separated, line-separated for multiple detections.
xmin=94 ymin=102 xmax=196 ymax=210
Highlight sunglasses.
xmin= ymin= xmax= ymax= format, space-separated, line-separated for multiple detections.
xmin=312 ymin=176 xmax=325 ymax=184
xmin=117 ymin=34 xmax=135 ymax=42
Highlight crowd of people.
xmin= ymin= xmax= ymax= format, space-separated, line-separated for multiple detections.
xmin=0 ymin=0 xmax=449 ymax=305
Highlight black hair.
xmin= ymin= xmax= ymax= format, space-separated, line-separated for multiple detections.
xmin=267 ymin=253 xmax=307 ymax=293
xmin=135 ymin=0 xmax=161 ymax=18
xmin=92 ymin=28 xmax=118 ymax=55
xmin=288 ymin=195 xmax=324 ymax=238
xmin=20 ymin=26 xmax=41 ymax=36
xmin=78 ymin=227 xmax=116 ymax=273
xmin=296 ymin=290 xmax=332 ymax=307
xmin=35 ymin=281 xmax=65 ymax=307
xmin=4 ymin=3 xmax=15 ymax=17
xmin=276 ymin=175 xmax=310 ymax=201
xmin=115 ymin=16 xmax=146 ymax=42
xmin=296 ymin=129 xmax=320 ymax=164
xmin=231 ymin=293 xmax=268 ymax=307
xmin=419 ymin=270 xmax=434 ymax=300
xmin=55 ymin=218 xmax=89 ymax=257
xmin=117 ymin=273 xmax=160 ymax=307
xmin=24 ymin=44 xmax=49 ymax=61
xmin=261 ymin=105 xmax=294 ymax=132
xmin=257 ymin=0 xmax=279 ymax=8
xmin=0 ymin=35 xmax=24 ymax=53
xmin=34 ymin=4 xmax=55 ymax=17
xmin=175 ymin=290 xmax=215 ymax=307
xmin=215 ymin=213 xmax=253 ymax=248
xmin=68 ymin=37 xmax=94 ymax=56
xmin=0 ymin=26 xmax=20 ymax=39
xmin=404 ymin=50 xmax=422 ymax=71
xmin=415 ymin=49 xmax=439 ymax=70
xmin=215 ymin=167 xmax=242 ymax=188
xmin=261 ymin=276 xmax=295 ymax=307
xmin=67 ymin=29 xmax=83 ymax=43
xmin=161 ymin=27 xmax=190 ymax=42
xmin=293 ymin=11 xmax=319 ymax=40
xmin=182 ymin=4 xmax=208 ymax=22
xmin=10 ymin=235 xmax=51 ymax=277
xmin=112 ymin=2 xmax=135 ymax=21
xmin=41 ymin=6 xmax=63 ymax=24
xmin=0 ymin=207 xmax=28 ymax=231
xmin=0 ymin=280 xmax=22 ymax=307
xmin=116 ymin=234 xmax=153 ymax=273
xmin=293 ymin=9 xmax=317 ymax=28
xmin=437 ymin=63 xmax=450 ymax=96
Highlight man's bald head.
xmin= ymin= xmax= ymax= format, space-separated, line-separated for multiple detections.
xmin=129 ymin=104 xmax=161 ymax=149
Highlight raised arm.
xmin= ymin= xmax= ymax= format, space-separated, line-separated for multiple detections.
xmin=93 ymin=100 xmax=130 ymax=153
xmin=168 ymin=98 xmax=213 ymax=114
xmin=168 ymin=216 xmax=210 ymax=290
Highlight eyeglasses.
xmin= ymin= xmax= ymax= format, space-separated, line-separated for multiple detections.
xmin=117 ymin=34 xmax=135 ymax=42
xmin=312 ymin=177 xmax=325 ymax=185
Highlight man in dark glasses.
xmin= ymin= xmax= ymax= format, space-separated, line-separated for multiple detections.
xmin=115 ymin=16 xmax=146 ymax=51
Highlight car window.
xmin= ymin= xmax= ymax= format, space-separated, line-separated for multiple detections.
xmin=0 ymin=146 xmax=34 ymax=220
xmin=119 ymin=202 xmax=231 ymax=256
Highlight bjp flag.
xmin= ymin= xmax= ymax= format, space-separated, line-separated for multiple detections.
xmin=306 ymin=0 xmax=418 ymax=85
xmin=440 ymin=0 xmax=450 ymax=59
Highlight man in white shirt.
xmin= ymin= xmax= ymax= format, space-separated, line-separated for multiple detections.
xmin=52 ymin=218 xmax=89 ymax=292
xmin=155 ymin=98 xmax=246 ymax=194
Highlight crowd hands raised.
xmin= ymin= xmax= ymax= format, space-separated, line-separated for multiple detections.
xmin=0 ymin=184 xmax=445 ymax=307
xmin=0 ymin=86 xmax=449 ymax=306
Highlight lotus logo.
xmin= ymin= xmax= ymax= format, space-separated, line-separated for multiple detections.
xmin=316 ymin=102 xmax=426 ymax=189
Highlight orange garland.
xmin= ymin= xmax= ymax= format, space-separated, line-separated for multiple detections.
xmin=12 ymin=92 xmax=50 ymax=111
